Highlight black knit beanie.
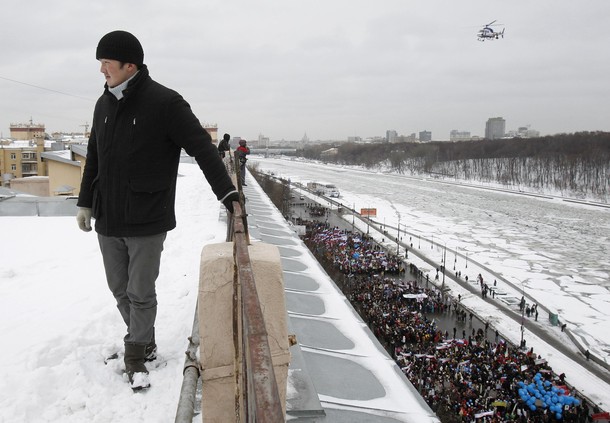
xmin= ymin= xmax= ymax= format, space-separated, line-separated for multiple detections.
xmin=96 ymin=30 xmax=144 ymax=66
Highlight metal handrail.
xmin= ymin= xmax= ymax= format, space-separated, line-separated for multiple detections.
xmin=231 ymin=201 xmax=284 ymax=422
xmin=176 ymin=154 xmax=282 ymax=422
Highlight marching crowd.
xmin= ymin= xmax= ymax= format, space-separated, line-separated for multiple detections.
xmin=305 ymin=221 xmax=406 ymax=276
xmin=301 ymin=220 xmax=595 ymax=423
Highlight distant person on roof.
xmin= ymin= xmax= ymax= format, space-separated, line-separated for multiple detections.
xmin=236 ymin=139 xmax=250 ymax=186
xmin=218 ymin=133 xmax=231 ymax=159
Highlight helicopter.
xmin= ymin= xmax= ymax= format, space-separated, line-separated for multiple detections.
xmin=477 ymin=20 xmax=505 ymax=41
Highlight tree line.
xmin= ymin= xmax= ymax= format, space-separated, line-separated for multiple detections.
xmin=298 ymin=132 xmax=610 ymax=201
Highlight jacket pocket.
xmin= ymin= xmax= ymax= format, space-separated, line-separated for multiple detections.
xmin=125 ymin=176 xmax=171 ymax=224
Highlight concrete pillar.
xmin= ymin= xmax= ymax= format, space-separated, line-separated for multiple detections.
xmin=199 ymin=242 xmax=290 ymax=422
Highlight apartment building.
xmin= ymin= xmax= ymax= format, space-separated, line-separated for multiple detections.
xmin=1 ymin=137 xmax=47 ymax=185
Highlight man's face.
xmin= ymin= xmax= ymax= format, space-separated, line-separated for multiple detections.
xmin=99 ymin=59 xmax=134 ymax=88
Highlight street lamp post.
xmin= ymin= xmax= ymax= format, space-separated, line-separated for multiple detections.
xmin=397 ymin=218 xmax=401 ymax=255
xmin=441 ymin=243 xmax=447 ymax=299
xmin=520 ymin=282 xmax=525 ymax=348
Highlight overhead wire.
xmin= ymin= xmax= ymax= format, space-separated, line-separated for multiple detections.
xmin=0 ymin=75 xmax=94 ymax=102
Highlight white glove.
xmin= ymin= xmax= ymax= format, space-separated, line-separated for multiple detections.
xmin=76 ymin=207 xmax=92 ymax=232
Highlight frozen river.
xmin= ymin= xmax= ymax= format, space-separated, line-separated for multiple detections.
xmin=250 ymin=157 xmax=610 ymax=363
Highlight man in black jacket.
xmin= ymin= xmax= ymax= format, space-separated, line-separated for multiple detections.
xmin=217 ymin=133 xmax=231 ymax=158
xmin=76 ymin=30 xmax=239 ymax=391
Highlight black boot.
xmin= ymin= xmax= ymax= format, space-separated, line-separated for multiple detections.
xmin=124 ymin=342 xmax=150 ymax=391
xmin=107 ymin=328 xmax=157 ymax=364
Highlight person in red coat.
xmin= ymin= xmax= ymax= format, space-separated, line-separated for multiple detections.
xmin=236 ymin=139 xmax=250 ymax=186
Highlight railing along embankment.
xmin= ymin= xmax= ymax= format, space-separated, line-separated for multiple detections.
xmin=175 ymin=153 xmax=290 ymax=422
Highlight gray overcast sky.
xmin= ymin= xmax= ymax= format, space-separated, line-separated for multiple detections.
xmin=1 ymin=0 xmax=609 ymax=141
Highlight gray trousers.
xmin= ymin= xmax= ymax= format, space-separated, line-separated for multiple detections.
xmin=98 ymin=232 xmax=166 ymax=344
xmin=239 ymin=162 xmax=247 ymax=184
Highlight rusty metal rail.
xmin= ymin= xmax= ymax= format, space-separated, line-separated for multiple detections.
xmin=176 ymin=156 xmax=282 ymax=422
xmin=231 ymin=201 xmax=284 ymax=422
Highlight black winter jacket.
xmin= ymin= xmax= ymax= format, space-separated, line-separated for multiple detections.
xmin=77 ymin=66 xmax=236 ymax=237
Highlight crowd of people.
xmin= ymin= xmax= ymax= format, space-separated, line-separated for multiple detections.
xmin=301 ymin=220 xmax=595 ymax=423
xmin=304 ymin=222 xmax=406 ymax=276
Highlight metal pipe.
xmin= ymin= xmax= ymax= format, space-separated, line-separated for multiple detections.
xmin=175 ymin=304 xmax=202 ymax=423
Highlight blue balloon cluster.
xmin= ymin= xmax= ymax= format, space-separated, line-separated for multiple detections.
xmin=517 ymin=374 xmax=580 ymax=420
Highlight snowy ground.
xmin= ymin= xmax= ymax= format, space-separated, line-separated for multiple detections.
xmin=0 ymin=164 xmax=227 ymax=422
xmin=252 ymin=156 xmax=610 ymax=410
